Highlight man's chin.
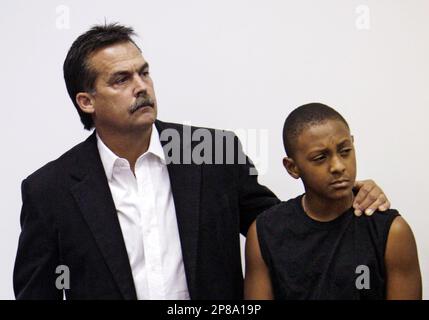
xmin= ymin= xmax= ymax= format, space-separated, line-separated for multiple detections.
xmin=132 ymin=117 xmax=156 ymax=130
xmin=134 ymin=109 xmax=157 ymax=125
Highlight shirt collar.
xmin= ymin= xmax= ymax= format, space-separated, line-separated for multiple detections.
xmin=147 ymin=123 xmax=166 ymax=165
xmin=96 ymin=124 xmax=166 ymax=182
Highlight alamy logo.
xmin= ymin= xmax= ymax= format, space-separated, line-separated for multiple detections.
xmin=55 ymin=265 xmax=70 ymax=290
xmin=355 ymin=265 xmax=370 ymax=290
xmin=159 ymin=124 xmax=269 ymax=176
xmin=55 ymin=5 xmax=70 ymax=30
xmin=355 ymin=5 xmax=371 ymax=30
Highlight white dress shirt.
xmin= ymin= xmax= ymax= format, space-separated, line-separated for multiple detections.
xmin=96 ymin=125 xmax=190 ymax=300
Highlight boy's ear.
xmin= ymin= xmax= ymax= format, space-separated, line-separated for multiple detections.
xmin=283 ymin=157 xmax=300 ymax=179
xmin=76 ymin=92 xmax=96 ymax=115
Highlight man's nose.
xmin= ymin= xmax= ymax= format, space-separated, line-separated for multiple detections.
xmin=132 ymin=73 xmax=148 ymax=96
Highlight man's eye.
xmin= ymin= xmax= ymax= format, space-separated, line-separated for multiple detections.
xmin=340 ymin=148 xmax=352 ymax=156
xmin=115 ymin=77 xmax=128 ymax=84
xmin=140 ymin=70 xmax=149 ymax=77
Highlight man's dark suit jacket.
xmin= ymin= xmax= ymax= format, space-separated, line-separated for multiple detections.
xmin=13 ymin=120 xmax=279 ymax=300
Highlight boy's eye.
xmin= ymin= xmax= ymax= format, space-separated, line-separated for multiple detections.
xmin=312 ymin=155 xmax=326 ymax=162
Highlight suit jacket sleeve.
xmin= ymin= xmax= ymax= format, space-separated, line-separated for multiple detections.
xmin=234 ymin=134 xmax=280 ymax=236
xmin=13 ymin=178 xmax=63 ymax=300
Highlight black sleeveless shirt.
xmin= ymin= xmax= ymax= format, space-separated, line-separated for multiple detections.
xmin=256 ymin=194 xmax=399 ymax=300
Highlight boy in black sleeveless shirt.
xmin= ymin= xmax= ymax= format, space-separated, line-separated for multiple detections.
xmin=244 ymin=103 xmax=422 ymax=300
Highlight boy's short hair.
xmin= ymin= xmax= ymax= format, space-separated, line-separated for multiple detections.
xmin=283 ymin=103 xmax=350 ymax=157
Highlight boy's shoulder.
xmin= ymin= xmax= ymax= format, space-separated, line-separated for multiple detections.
xmin=357 ymin=208 xmax=401 ymax=225
xmin=353 ymin=208 xmax=401 ymax=246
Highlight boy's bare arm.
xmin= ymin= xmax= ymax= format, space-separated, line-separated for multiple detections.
xmin=385 ymin=216 xmax=422 ymax=300
xmin=244 ymin=221 xmax=274 ymax=300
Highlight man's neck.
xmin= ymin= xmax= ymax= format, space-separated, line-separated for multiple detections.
xmin=96 ymin=125 xmax=153 ymax=173
xmin=302 ymin=191 xmax=354 ymax=222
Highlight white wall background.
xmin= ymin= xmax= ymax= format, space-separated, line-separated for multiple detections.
xmin=0 ymin=0 xmax=427 ymax=299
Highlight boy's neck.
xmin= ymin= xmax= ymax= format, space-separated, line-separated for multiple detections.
xmin=302 ymin=191 xmax=354 ymax=222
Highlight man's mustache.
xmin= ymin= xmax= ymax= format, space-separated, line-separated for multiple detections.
xmin=129 ymin=95 xmax=155 ymax=114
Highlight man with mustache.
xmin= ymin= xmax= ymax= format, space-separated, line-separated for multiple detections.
xmin=13 ymin=23 xmax=390 ymax=300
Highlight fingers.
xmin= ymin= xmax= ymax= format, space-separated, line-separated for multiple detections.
xmin=353 ymin=180 xmax=372 ymax=216
xmin=356 ymin=187 xmax=379 ymax=216
xmin=363 ymin=194 xmax=390 ymax=216
xmin=378 ymin=198 xmax=391 ymax=212
xmin=353 ymin=180 xmax=370 ymax=206
xmin=353 ymin=180 xmax=390 ymax=216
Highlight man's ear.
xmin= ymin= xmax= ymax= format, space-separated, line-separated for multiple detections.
xmin=351 ymin=135 xmax=354 ymax=144
xmin=283 ymin=156 xmax=300 ymax=179
xmin=76 ymin=92 xmax=95 ymax=115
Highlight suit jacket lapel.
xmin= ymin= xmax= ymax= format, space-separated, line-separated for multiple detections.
xmin=69 ymin=123 xmax=201 ymax=300
xmin=70 ymin=132 xmax=137 ymax=300
xmin=156 ymin=120 xmax=201 ymax=299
